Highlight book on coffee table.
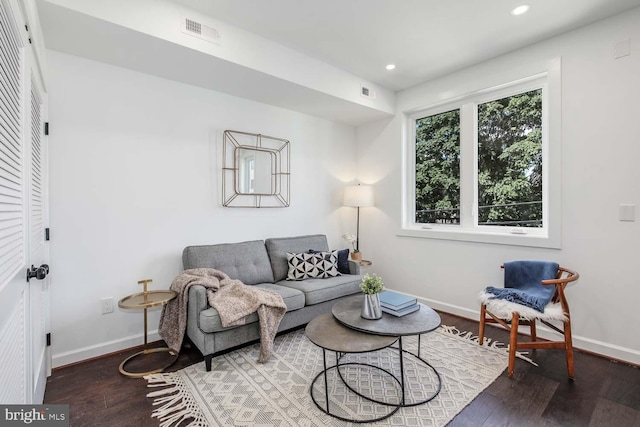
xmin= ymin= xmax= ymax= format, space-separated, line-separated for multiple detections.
xmin=381 ymin=303 xmax=420 ymax=317
xmin=379 ymin=290 xmax=418 ymax=311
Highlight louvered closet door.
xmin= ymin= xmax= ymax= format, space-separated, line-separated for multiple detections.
xmin=29 ymin=77 xmax=48 ymax=404
xmin=0 ymin=0 xmax=30 ymax=404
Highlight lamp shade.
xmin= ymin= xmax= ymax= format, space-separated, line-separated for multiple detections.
xmin=343 ymin=185 xmax=374 ymax=207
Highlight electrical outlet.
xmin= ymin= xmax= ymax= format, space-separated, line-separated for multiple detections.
xmin=619 ymin=204 xmax=636 ymax=221
xmin=100 ymin=297 xmax=114 ymax=314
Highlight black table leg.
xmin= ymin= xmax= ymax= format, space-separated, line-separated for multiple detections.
xmin=398 ymin=336 xmax=405 ymax=405
xmin=323 ymin=348 xmax=329 ymax=414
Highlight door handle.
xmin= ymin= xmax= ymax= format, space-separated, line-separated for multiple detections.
xmin=26 ymin=264 xmax=49 ymax=281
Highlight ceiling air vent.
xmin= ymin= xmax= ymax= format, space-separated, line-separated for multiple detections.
xmin=181 ymin=17 xmax=221 ymax=45
xmin=361 ymin=86 xmax=376 ymax=100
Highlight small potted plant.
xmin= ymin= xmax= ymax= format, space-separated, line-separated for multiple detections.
xmin=342 ymin=233 xmax=362 ymax=261
xmin=360 ymin=273 xmax=384 ymax=320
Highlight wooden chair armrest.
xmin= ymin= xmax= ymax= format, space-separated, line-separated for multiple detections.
xmin=541 ymin=267 xmax=579 ymax=286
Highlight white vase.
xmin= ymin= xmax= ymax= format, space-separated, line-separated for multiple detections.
xmin=361 ymin=293 xmax=382 ymax=320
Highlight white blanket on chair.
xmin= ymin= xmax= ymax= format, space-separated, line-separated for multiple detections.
xmin=478 ymin=291 xmax=567 ymax=322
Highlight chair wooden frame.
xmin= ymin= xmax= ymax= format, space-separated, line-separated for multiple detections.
xmin=479 ymin=265 xmax=580 ymax=378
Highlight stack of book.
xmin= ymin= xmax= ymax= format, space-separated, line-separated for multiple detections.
xmin=379 ymin=290 xmax=419 ymax=317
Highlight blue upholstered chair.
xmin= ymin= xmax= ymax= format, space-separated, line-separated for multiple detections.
xmin=478 ymin=261 xmax=579 ymax=378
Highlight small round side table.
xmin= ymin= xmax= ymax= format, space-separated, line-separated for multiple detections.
xmin=118 ymin=279 xmax=178 ymax=378
xmin=306 ymin=313 xmax=400 ymax=423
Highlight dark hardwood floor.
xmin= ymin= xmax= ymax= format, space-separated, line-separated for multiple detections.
xmin=44 ymin=312 xmax=640 ymax=426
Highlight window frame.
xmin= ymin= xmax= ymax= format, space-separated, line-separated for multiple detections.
xmin=400 ymin=59 xmax=561 ymax=249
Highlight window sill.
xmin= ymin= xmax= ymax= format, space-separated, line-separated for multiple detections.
xmin=397 ymin=226 xmax=561 ymax=249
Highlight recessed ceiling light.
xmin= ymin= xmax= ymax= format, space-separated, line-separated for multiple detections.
xmin=385 ymin=64 xmax=396 ymax=70
xmin=511 ymin=4 xmax=530 ymax=15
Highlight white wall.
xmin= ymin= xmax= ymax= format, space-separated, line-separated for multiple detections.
xmin=48 ymin=50 xmax=358 ymax=367
xmin=357 ymin=8 xmax=640 ymax=364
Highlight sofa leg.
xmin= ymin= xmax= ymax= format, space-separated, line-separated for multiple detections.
xmin=205 ymin=354 xmax=213 ymax=372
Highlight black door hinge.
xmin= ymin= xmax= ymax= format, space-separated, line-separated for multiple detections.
xmin=45 ymin=228 xmax=50 ymax=241
xmin=46 ymin=333 xmax=51 ymax=347
xmin=44 ymin=122 xmax=49 ymax=135
xmin=25 ymin=24 xmax=28 ymax=32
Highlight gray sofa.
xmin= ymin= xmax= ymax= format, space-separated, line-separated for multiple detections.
xmin=183 ymin=234 xmax=362 ymax=371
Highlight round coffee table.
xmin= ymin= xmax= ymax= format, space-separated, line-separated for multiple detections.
xmin=306 ymin=313 xmax=401 ymax=423
xmin=332 ymin=294 xmax=442 ymax=407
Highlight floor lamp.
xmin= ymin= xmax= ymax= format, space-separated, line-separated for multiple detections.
xmin=343 ymin=184 xmax=374 ymax=253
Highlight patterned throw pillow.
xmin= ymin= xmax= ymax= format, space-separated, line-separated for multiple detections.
xmin=309 ymin=248 xmax=350 ymax=274
xmin=286 ymin=251 xmax=341 ymax=281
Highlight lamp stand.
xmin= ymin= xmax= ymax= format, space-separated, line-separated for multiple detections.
xmin=356 ymin=206 xmax=360 ymax=252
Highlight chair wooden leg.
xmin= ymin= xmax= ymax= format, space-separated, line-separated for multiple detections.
xmin=530 ymin=320 xmax=537 ymax=342
xmin=564 ymin=318 xmax=574 ymax=379
xmin=508 ymin=312 xmax=519 ymax=377
xmin=479 ymin=304 xmax=486 ymax=345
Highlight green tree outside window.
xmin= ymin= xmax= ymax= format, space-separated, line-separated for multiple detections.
xmin=415 ymin=89 xmax=543 ymax=228
xmin=478 ymin=89 xmax=542 ymax=227
xmin=415 ymin=109 xmax=460 ymax=224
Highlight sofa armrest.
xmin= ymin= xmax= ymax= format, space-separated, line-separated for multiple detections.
xmin=188 ymin=284 xmax=209 ymax=313
xmin=348 ymin=260 xmax=361 ymax=275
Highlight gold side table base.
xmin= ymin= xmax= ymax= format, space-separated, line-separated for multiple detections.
xmin=118 ymin=347 xmax=179 ymax=378
xmin=118 ymin=280 xmax=178 ymax=378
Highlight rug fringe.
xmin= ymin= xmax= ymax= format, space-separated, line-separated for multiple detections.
xmin=145 ymin=373 xmax=209 ymax=427
xmin=439 ymin=325 xmax=538 ymax=366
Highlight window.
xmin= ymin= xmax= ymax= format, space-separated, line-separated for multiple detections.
xmin=477 ymin=89 xmax=542 ymax=228
xmin=415 ymin=109 xmax=460 ymax=225
xmin=403 ymin=63 xmax=561 ymax=248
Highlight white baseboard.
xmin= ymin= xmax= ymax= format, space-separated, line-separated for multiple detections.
xmin=419 ymin=295 xmax=640 ymax=366
xmin=52 ymin=330 xmax=160 ymax=369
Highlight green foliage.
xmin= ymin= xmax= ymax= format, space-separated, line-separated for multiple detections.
xmin=414 ymin=89 xmax=542 ymax=227
xmin=415 ymin=109 xmax=460 ymax=224
xmin=360 ymin=273 xmax=384 ymax=294
xmin=477 ymin=89 xmax=542 ymax=227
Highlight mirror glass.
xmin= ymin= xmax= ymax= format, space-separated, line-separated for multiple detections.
xmin=237 ymin=148 xmax=273 ymax=194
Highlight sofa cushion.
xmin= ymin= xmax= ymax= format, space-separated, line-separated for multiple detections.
xmin=183 ymin=240 xmax=274 ymax=285
xmin=266 ymin=235 xmax=329 ymax=282
xmin=255 ymin=283 xmax=306 ymax=311
xmin=276 ymin=274 xmax=362 ymax=306
xmin=286 ymin=251 xmax=341 ymax=280
xmin=198 ymin=283 xmax=305 ymax=333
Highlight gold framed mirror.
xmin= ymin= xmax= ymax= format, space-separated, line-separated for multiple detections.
xmin=222 ymin=130 xmax=290 ymax=207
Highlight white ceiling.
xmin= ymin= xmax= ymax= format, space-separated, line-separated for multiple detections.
xmin=36 ymin=0 xmax=395 ymax=125
xmin=37 ymin=0 xmax=640 ymax=125
xmin=175 ymin=0 xmax=640 ymax=91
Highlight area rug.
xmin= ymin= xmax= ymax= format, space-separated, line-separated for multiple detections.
xmin=146 ymin=326 xmax=515 ymax=426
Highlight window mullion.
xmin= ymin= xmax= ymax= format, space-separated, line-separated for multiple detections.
xmin=458 ymin=103 xmax=476 ymax=230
